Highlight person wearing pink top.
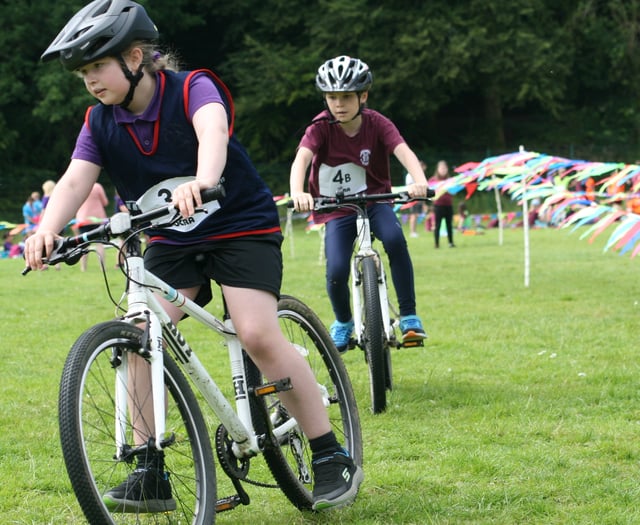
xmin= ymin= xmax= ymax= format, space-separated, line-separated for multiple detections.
xmin=429 ymin=160 xmax=455 ymax=248
xmin=75 ymin=182 xmax=108 ymax=271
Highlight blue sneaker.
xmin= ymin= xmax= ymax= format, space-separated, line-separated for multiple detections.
xmin=330 ymin=320 xmax=354 ymax=352
xmin=399 ymin=315 xmax=427 ymax=344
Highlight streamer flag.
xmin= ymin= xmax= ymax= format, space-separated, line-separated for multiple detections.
xmin=442 ymin=150 xmax=640 ymax=257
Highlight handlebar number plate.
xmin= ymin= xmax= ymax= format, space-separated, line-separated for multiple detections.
xmin=136 ymin=176 xmax=220 ymax=232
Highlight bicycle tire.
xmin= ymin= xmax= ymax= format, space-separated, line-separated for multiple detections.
xmin=58 ymin=321 xmax=216 ymax=524
xmin=245 ymin=295 xmax=362 ymax=510
xmin=361 ymin=256 xmax=388 ymax=413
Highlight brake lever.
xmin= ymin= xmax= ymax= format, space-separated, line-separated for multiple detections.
xmin=22 ymin=243 xmax=89 ymax=276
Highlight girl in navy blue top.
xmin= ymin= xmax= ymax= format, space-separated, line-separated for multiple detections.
xmin=25 ymin=0 xmax=361 ymax=513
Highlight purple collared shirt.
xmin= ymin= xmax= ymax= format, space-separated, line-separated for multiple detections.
xmin=72 ymin=72 xmax=223 ymax=166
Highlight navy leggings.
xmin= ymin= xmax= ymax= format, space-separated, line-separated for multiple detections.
xmin=324 ymin=203 xmax=417 ymax=322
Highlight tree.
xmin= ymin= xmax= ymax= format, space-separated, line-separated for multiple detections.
xmin=2 ymin=0 xmax=640 ymax=219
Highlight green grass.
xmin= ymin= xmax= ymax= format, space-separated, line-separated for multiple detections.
xmin=2 ymin=223 xmax=640 ymax=524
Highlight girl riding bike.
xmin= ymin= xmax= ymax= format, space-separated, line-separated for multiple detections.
xmin=289 ymin=55 xmax=430 ymax=351
xmin=25 ymin=0 xmax=362 ymax=513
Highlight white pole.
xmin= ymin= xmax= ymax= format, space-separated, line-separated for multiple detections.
xmin=520 ymin=145 xmax=530 ymax=288
xmin=285 ymin=206 xmax=295 ymax=257
xmin=493 ymin=176 xmax=503 ymax=246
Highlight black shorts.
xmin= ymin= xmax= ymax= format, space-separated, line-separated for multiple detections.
xmin=143 ymin=233 xmax=283 ymax=307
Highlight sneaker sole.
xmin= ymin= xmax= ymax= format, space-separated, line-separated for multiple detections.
xmin=312 ymin=466 xmax=364 ymax=511
xmin=401 ymin=330 xmax=427 ymax=343
xmin=334 ymin=337 xmax=356 ymax=353
xmin=103 ymin=495 xmax=177 ymax=513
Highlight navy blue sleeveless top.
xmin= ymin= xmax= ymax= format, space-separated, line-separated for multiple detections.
xmin=87 ymin=69 xmax=280 ymax=244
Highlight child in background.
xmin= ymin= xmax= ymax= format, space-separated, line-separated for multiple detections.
xmin=290 ymin=55 xmax=430 ymax=350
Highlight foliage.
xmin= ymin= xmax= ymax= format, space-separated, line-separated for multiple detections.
xmin=3 ymin=0 xmax=640 ymax=219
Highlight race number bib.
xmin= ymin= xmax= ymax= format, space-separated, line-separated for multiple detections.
xmin=318 ymin=162 xmax=367 ymax=197
xmin=136 ymin=176 xmax=220 ymax=232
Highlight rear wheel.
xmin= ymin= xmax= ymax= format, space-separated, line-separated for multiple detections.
xmin=58 ymin=321 xmax=217 ymax=524
xmin=246 ymin=295 xmax=362 ymax=509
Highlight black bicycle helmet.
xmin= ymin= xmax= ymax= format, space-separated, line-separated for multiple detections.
xmin=41 ymin=0 xmax=158 ymax=71
xmin=315 ymin=56 xmax=373 ymax=93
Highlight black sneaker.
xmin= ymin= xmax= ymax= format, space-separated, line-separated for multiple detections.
xmin=312 ymin=449 xmax=363 ymax=511
xmin=103 ymin=460 xmax=176 ymax=513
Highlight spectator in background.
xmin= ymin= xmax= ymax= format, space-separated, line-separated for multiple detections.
xmin=405 ymin=160 xmax=427 ymax=238
xmin=585 ymin=176 xmax=596 ymax=202
xmin=456 ymin=202 xmax=470 ymax=231
xmin=3 ymin=232 xmax=13 ymax=257
xmin=75 ymin=182 xmax=108 ymax=271
xmin=42 ymin=180 xmax=56 ymax=209
xmin=22 ymin=192 xmax=42 ymax=232
xmin=429 ymin=160 xmax=455 ymax=248
xmin=42 ymin=180 xmax=61 ymax=270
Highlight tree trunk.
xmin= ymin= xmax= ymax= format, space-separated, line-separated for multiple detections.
xmin=483 ymin=83 xmax=506 ymax=149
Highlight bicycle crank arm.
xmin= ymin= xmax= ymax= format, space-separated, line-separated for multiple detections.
xmin=216 ymin=490 xmax=250 ymax=512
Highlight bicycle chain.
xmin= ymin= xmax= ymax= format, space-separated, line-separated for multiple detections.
xmin=214 ymin=424 xmax=279 ymax=489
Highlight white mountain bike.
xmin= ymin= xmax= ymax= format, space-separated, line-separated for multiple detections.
xmin=23 ymin=185 xmax=362 ymax=524
xmin=313 ymin=190 xmax=432 ymax=414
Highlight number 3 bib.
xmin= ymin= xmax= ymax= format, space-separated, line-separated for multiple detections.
xmin=318 ymin=162 xmax=367 ymax=197
xmin=136 ymin=176 xmax=221 ymax=232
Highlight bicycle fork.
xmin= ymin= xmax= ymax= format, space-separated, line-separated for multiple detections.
xmin=351 ymin=217 xmax=394 ymax=346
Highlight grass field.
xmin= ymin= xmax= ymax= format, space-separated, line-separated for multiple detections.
xmin=2 ymin=221 xmax=640 ymax=524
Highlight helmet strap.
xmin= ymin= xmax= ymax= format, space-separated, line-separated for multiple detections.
xmin=116 ymin=55 xmax=145 ymax=109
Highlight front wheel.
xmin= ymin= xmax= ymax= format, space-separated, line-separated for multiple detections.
xmin=58 ymin=321 xmax=217 ymax=524
xmin=246 ymin=295 xmax=363 ymax=510
xmin=361 ymin=256 xmax=389 ymax=413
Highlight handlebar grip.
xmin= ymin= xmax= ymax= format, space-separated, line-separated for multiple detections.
xmin=427 ymin=188 xmax=435 ymax=198
xmin=201 ymin=184 xmax=226 ymax=203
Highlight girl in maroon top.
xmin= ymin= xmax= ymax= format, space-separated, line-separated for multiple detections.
xmin=290 ymin=56 xmax=430 ymax=349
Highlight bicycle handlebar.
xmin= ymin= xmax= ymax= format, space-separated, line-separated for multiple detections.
xmin=22 ymin=184 xmax=226 ymax=275
xmin=287 ymin=188 xmax=435 ymax=211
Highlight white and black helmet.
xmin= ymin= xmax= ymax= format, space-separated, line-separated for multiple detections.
xmin=41 ymin=0 xmax=158 ymax=71
xmin=315 ymin=56 xmax=373 ymax=93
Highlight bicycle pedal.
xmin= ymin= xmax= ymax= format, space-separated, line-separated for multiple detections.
xmin=402 ymin=339 xmax=425 ymax=348
xmin=252 ymin=378 xmax=292 ymax=397
xmin=216 ymin=494 xmax=246 ymax=512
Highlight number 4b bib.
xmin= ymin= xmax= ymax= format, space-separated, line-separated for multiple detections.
xmin=318 ymin=162 xmax=367 ymax=197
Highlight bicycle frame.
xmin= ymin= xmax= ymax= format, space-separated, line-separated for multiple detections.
xmin=310 ymin=190 xmax=432 ymax=413
xmin=118 ymin=250 xmax=299 ymax=461
xmin=27 ymin=184 xmax=363 ymax=520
